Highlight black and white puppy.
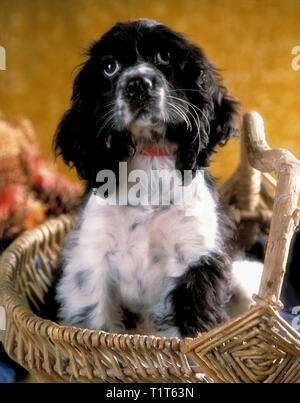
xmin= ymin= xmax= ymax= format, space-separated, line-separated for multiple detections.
xmin=54 ymin=19 xmax=247 ymax=338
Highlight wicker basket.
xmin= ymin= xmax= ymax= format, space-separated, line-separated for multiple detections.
xmin=1 ymin=111 xmax=300 ymax=383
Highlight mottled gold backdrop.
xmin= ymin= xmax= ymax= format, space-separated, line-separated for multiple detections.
xmin=0 ymin=0 xmax=299 ymax=183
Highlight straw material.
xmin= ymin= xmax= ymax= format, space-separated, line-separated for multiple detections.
xmin=0 ymin=111 xmax=300 ymax=383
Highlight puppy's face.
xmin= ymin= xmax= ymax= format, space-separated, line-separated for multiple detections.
xmin=54 ymin=19 xmax=239 ymax=186
xmin=100 ymin=19 xmax=197 ymax=142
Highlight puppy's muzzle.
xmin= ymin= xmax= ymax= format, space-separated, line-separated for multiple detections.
xmin=125 ymin=76 xmax=153 ymax=102
xmin=115 ymin=63 xmax=167 ymax=132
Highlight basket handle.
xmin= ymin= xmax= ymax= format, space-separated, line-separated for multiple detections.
xmin=242 ymin=111 xmax=300 ymax=307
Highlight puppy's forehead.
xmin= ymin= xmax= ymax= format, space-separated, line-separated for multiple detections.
xmin=101 ymin=19 xmax=175 ymax=47
xmin=94 ymin=20 xmax=163 ymax=62
xmin=91 ymin=19 xmax=195 ymax=67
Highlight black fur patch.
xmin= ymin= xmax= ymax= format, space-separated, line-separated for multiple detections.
xmin=168 ymin=252 xmax=231 ymax=337
xmin=174 ymin=243 xmax=185 ymax=264
xmin=129 ymin=217 xmax=145 ymax=232
xmin=69 ymin=303 xmax=98 ymax=328
xmin=74 ymin=270 xmax=86 ymax=289
xmin=121 ymin=306 xmax=141 ymax=330
xmin=152 ymin=253 xmax=164 ymax=264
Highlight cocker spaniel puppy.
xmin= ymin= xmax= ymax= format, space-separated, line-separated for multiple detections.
xmin=54 ymin=19 xmax=248 ymax=338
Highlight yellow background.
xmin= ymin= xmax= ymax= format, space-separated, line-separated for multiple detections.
xmin=0 ymin=0 xmax=299 ymax=183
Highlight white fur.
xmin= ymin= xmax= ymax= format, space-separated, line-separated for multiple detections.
xmin=57 ymin=148 xmax=265 ymax=335
xmin=56 ymin=149 xmax=220 ymax=336
xmin=227 ymin=260 xmax=264 ymax=317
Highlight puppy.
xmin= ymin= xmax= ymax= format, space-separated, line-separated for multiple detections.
xmin=54 ymin=19 xmax=244 ymax=338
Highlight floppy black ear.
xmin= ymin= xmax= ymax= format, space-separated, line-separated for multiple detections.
xmin=196 ymin=67 xmax=240 ymax=167
xmin=54 ymin=103 xmax=133 ymax=188
xmin=53 ymin=58 xmax=134 ymax=188
xmin=54 ymin=106 xmax=90 ymax=180
xmin=174 ymin=46 xmax=240 ymax=176
xmin=53 ymin=65 xmax=93 ymax=181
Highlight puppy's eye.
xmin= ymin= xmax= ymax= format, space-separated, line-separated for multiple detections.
xmin=155 ymin=51 xmax=171 ymax=66
xmin=103 ymin=59 xmax=120 ymax=78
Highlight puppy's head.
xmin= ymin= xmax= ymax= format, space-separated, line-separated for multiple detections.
xmin=54 ymin=19 xmax=239 ymax=186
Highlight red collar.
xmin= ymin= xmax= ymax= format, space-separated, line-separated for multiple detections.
xmin=138 ymin=146 xmax=177 ymax=156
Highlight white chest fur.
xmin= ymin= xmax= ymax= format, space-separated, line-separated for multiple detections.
xmin=56 ymin=152 xmax=220 ymax=336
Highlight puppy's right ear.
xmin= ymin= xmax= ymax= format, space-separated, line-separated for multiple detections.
xmin=53 ymin=66 xmax=93 ymax=181
xmin=54 ymin=110 xmax=86 ymax=179
xmin=54 ymin=47 xmax=135 ymax=187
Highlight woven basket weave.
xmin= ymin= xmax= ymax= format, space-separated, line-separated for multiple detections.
xmin=1 ymin=111 xmax=300 ymax=383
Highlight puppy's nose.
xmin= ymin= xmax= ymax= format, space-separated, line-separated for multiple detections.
xmin=126 ymin=76 xmax=152 ymax=100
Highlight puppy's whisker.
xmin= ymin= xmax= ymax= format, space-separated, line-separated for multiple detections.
xmin=190 ymin=105 xmax=210 ymax=136
xmin=96 ymin=102 xmax=116 ymax=111
xmin=95 ymin=104 xmax=116 ymax=129
xmin=166 ymin=102 xmax=192 ymax=132
xmin=167 ymin=96 xmax=199 ymax=129
xmin=96 ymin=114 xmax=115 ymax=138
xmin=168 ymin=103 xmax=192 ymax=131
xmin=166 ymin=102 xmax=186 ymax=126
xmin=169 ymin=89 xmax=200 ymax=93
xmin=168 ymin=96 xmax=210 ymax=135
xmin=166 ymin=97 xmax=193 ymax=131
xmin=93 ymin=103 xmax=115 ymax=120
xmin=99 ymin=109 xmax=115 ymax=121
xmin=188 ymin=109 xmax=202 ymax=152
xmin=167 ymin=96 xmax=203 ymax=153
xmin=168 ymin=97 xmax=209 ymax=151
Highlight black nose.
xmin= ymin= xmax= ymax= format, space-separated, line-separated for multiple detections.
xmin=126 ymin=76 xmax=152 ymax=100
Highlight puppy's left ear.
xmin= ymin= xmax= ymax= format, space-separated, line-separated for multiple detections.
xmin=197 ymin=69 xmax=240 ymax=167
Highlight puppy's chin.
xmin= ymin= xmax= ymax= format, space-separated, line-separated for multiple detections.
xmin=128 ymin=115 xmax=166 ymax=143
